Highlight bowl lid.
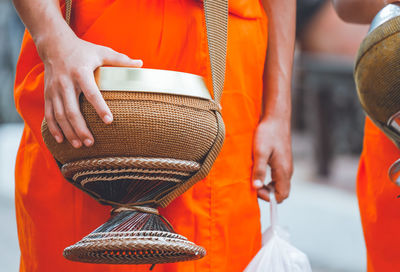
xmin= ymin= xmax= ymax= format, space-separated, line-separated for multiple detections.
xmin=94 ymin=67 xmax=212 ymax=100
xmin=369 ymin=2 xmax=400 ymax=33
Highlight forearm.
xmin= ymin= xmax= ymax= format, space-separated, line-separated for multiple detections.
xmin=12 ymin=0 xmax=75 ymax=59
xmin=260 ymin=0 xmax=296 ymax=126
xmin=252 ymin=0 xmax=295 ymax=202
xmin=332 ymin=0 xmax=394 ymax=23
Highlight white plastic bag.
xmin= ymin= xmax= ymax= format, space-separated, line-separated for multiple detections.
xmin=244 ymin=190 xmax=312 ymax=272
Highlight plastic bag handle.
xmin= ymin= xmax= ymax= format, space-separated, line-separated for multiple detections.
xmin=269 ymin=187 xmax=278 ymax=228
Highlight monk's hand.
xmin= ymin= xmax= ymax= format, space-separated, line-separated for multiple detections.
xmin=251 ymin=118 xmax=293 ymax=203
xmin=38 ymin=33 xmax=143 ymax=148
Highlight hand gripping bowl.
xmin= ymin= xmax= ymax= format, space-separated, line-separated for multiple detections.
xmin=41 ymin=0 xmax=228 ymax=265
xmin=354 ymin=2 xmax=400 ymax=186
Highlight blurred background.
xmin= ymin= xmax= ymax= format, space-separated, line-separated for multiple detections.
xmin=0 ymin=0 xmax=370 ymax=271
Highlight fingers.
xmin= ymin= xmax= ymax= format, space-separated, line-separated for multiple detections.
xmin=256 ymin=186 xmax=271 ymax=202
xmin=256 ymin=182 xmax=276 ymax=202
xmin=76 ymin=68 xmax=113 ymax=125
xmin=42 ymin=38 xmax=142 ymax=148
xmin=45 ymin=76 xmax=94 ymax=148
xmin=269 ymin=154 xmax=293 ymax=203
xmin=100 ymin=47 xmax=143 ymax=68
xmin=52 ymin=93 xmax=82 ymax=148
xmin=44 ymin=100 xmax=63 ymax=143
xmin=252 ymin=146 xmax=271 ymax=190
xmin=61 ymin=85 xmax=94 ymax=147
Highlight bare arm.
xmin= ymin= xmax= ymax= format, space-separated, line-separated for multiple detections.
xmin=332 ymin=0 xmax=393 ymax=23
xmin=13 ymin=0 xmax=73 ymax=51
xmin=13 ymin=0 xmax=142 ymax=148
xmin=252 ymin=0 xmax=296 ymax=203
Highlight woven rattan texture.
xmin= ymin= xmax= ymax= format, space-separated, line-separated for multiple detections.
xmin=60 ymin=157 xmax=202 ymax=207
xmin=63 ymin=210 xmax=206 ymax=264
xmin=355 ymin=17 xmax=400 ymax=69
xmin=42 ymin=92 xmax=220 ymax=164
xmin=101 ymin=91 xmax=219 ymax=110
xmin=159 ymin=110 xmax=225 ymax=206
xmin=64 ymin=239 xmax=205 ymax=264
xmin=76 ymin=168 xmax=194 ymax=204
xmin=62 ymin=157 xmax=201 ymax=178
xmin=355 ymin=17 xmax=400 ymax=124
xmin=65 ymin=0 xmax=72 ymax=24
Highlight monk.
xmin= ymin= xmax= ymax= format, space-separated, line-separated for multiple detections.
xmin=12 ymin=0 xmax=295 ymax=271
xmin=332 ymin=1 xmax=400 ymax=271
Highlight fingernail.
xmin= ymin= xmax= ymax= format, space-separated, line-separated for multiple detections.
xmin=104 ymin=115 xmax=113 ymax=124
xmin=132 ymin=59 xmax=143 ymax=67
xmin=71 ymin=140 xmax=81 ymax=148
xmin=84 ymin=139 xmax=93 ymax=147
xmin=55 ymin=135 xmax=63 ymax=143
xmin=253 ymin=179 xmax=263 ymax=188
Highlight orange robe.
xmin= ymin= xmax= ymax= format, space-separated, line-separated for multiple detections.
xmin=14 ymin=0 xmax=268 ymax=271
xmin=357 ymin=117 xmax=400 ymax=272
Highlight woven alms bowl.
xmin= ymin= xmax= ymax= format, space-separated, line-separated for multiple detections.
xmin=354 ymin=3 xmax=400 ymax=185
xmin=42 ymin=67 xmax=220 ymax=165
xmin=41 ymin=67 xmax=225 ymax=265
xmin=354 ymin=4 xmax=400 ymax=145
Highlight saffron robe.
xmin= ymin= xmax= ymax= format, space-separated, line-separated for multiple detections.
xmin=357 ymin=117 xmax=400 ymax=272
xmin=14 ymin=0 xmax=268 ymax=271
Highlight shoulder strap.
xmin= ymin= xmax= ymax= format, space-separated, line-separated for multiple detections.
xmin=203 ymin=0 xmax=228 ymax=104
xmin=65 ymin=0 xmax=72 ymax=26
xmin=64 ymin=0 xmax=228 ymax=104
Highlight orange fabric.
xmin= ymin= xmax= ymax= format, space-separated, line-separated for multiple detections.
xmin=357 ymin=117 xmax=400 ymax=272
xmin=14 ymin=0 xmax=268 ymax=271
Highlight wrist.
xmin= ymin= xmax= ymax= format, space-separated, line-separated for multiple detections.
xmin=260 ymin=100 xmax=291 ymax=124
xmin=259 ymin=112 xmax=291 ymax=130
xmin=261 ymin=79 xmax=292 ymax=123
xmin=34 ymin=21 xmax=76 ymax=62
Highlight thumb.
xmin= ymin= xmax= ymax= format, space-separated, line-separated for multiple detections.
xmin=252 ymin=153 xmax=269 ymax=189
xmin=100 ymin=47 xmax=143 ymax=67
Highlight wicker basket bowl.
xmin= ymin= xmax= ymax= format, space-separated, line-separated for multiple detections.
xmin=354 ymin=7 xmax=400 ymax=144
xmin=355 ymin=4 xmax=400 ymax=187
xmin=41 ymin=67 xmax=225 ymax=265
xmin=42 ymin=67 xmax=221 ymax=165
